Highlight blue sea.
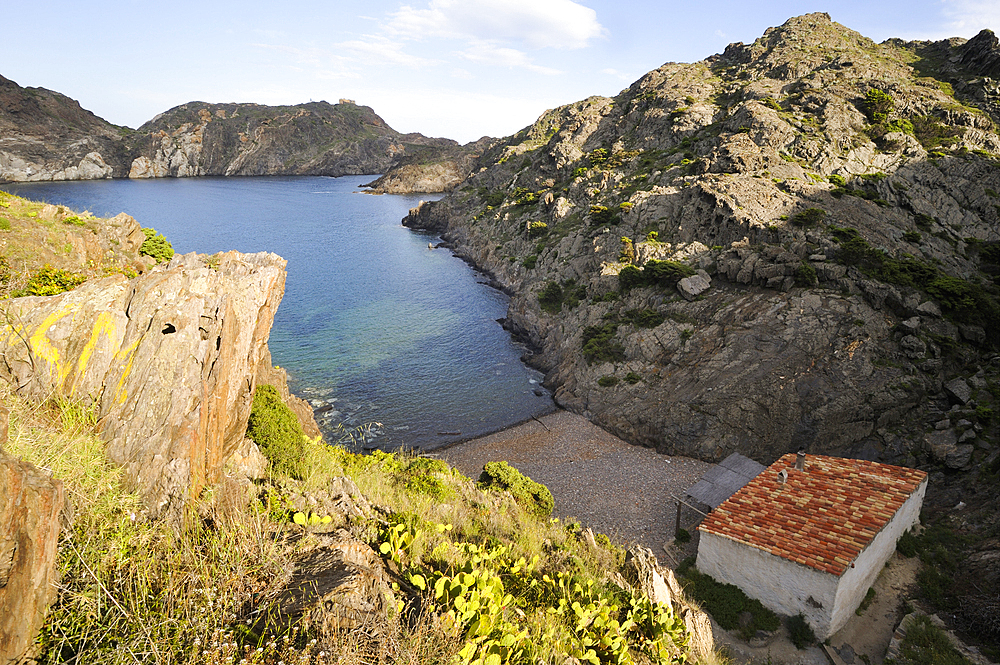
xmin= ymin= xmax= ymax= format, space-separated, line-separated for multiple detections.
xmin=1 ymin=176 xmax=554 ymax=450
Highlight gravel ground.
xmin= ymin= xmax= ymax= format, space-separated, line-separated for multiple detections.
xmin=437 ymin=409 xmax=714 ymax=561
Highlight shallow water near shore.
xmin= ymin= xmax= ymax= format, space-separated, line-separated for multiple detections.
xmin=1 ymin=176 xmax=554 ymax=450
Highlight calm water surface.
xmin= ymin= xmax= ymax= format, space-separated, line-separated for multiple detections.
xmin=1 ymin=176 xmax=553 ymax=450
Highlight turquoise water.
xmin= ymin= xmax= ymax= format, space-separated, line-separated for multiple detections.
xmin=1 ymin=176 xmax=553 ymax=450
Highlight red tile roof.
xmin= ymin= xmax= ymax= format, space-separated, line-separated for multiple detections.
xmin=698 ymin=453 xmax=927 ymax=576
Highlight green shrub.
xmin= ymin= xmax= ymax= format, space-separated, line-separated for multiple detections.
xmin=478 ymin=461 xmax=554 ymax=517
xmin=644 ymin=260 xmax=695 ymax=286
xmin=856 ymin=587 xmax=876 ymax=615
xmin=903 ymin=231 xmax=923 ymax=243
xmin=139 ymin=228 xmax=174 ymax=263
xmin=795 ymin=261 xmax=818 ymax=287
xmin=674 ymin=528 xmax=691 ymax=543
xmin=898 ymin=614 xmax=972 ymax=665
xmin=828 ymin=174 xmax=847 ymax=187
xmin=512 ymin=187 xmax=538 ymax=206
xmin=246 ymin=384 xmax=306 ymax=478
xmin=527 ymin=221 xmax=548 ymax=238
xmin=678 ymin=565 xmax=780 ymax=640
xmin=581 ymin=323 xmax=624 ymax=363
xmin=597 ymin=375 xmax=619 ymax=387
xmin=618 ymin=265 xmax=645 ymax=291
xmin=17 ymin=265 xmax=87 ymax=297
xmin=623 ymin=308 xmax=665 ymax=328
xmin=791 ymin=207 xmax=826 ymax=227
xmin=63 ymin=215 xmax=87 ymax=227
xmin=484 ymin=190 xmax=505 ymax=207
xmin=538 ymin=282 xmax=564 ymax=314
xmin=787 ymin=613 xmax=817 ymax=649
xmin=590 ymin=204 xmax=616 ymax=225
xmin=399 ymin=456 xmax=452 ymax=499
xmin=522 ymin=255 xmax=538 ymax=269
xmin=624 ymin=372 xmax=642 ymax=384
xmin=864 ymin=89 xmax=895 ymax=124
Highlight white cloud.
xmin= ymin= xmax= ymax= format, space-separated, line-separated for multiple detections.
xmin=941 ymin=0 xmax=1000 ymax=36
xmin=600 ymin=68 xmax=633 ymax=81
xmin=337 ymin=36 xmax=442 ymax=68
xmin=450 ymin=68 xmax=475 ymax=80
xmin=458 ymin=42 xmax=561 ymax=75
xmin=389 ymin=0 xmax=605 ymax=50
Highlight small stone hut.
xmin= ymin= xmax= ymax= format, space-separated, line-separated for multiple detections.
xmin=696 ymin=452 xmax=927 ymax=639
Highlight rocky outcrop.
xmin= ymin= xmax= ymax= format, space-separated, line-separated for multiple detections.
xmin=404 ymin=13 xmax=1000 ymax=467
xmin=126 ymin=101 xmax=459 ymax=179
xmin=0 ymin=75 xmax=130 ymax=182
xmin=0 ymin=75 xmax=463 ymax=182
xmin=362 ymin=137 xmax=495 ymax=193
xmin=0 ymin=408 xmax=65 ymax=665
xmin=621 ymin=546 xmax=714 ymax=661
xmin=0 ymin=251 xmax=289 ymax=516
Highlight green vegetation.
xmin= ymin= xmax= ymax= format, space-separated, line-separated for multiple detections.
xmin=903 ymin=231 xmax=923 ymax=243
xmin=856 ymin=587 xmax=876 ymax=615
xmin=790 ymin=207 xmax=826 ymax=227
xmin=864 ymin=89 xmax=895 ymax=125
xmin=787 ymin=614 xmax=817 ymax=649
xmin=246 ymin=384 xmax=307 ymax=478
xmin=16 ymin=264 xmax=87 ymax=297
xmin=477 ymin=461 xmax=554 ymax=517
xmin=829 ymin=226 xmax=1000 ymax=344
xmin=624 ymin=372 xmax=642 ymax=385
xmin=619 ymin=260 xmax=696 ymax=292
xmin=886 ymin=615 xmax=973 ymax=665
xmin=538 ymin=279 xmax=587 ymax=314
xmin=676 ymin=557 xmax=780 ymax=641
xmin=581 ymin=322 xmax=624 ymax=364
xmin=622 ymin=309 xmax=665 ymax=328
xmin=597 ymin=375 xmax=620 ymax=387
xmin=140 ymin=227 xmax=175 ymax=263
xmin=62 ymin=215 xmax=87 ymax=227
xmin=522 ymin=255 xmax=538 ymax=269
xmin=590 ymin=204 xmax=617 ymax=226
xmin=526 ymin=221 xmax=549 ymax=238
xmin=4 ymin=378 xmax=699 ymax=665
xmin=795 ymin=261 xmax=818 ymax=287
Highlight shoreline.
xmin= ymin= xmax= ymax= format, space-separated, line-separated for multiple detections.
xmin=436 ymin=408 xmax=713 ymax=558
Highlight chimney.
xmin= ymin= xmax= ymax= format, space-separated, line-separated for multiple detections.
xmin=795 ymin=450 xmax=806 ymax=471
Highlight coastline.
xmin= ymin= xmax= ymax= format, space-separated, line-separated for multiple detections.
xmin=436 ymin=408 xmax=713 ymax=558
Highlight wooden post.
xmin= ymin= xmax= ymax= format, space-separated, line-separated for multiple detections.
xmin=675 ymin=500 xmax=682 ymax=538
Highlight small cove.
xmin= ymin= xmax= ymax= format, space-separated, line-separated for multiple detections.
xmin=1 ymin=176 xmax=555 ymax=450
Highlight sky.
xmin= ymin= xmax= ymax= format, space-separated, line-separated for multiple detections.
xmin=3 ymin=1 xmax=999 ymax=144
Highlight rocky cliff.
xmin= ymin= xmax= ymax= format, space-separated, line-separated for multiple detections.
xmin=127 ymin=100 xmax=458 ymax=179
xmin=0 ymin=75 xmax=130 ymax=182
xmin=0 ymin=77 xmax=466 ymax=185
xmin=361 ymin=137 xmax=496 ymax=193
xmin=405 ymin=14 xmax=1000 ymax=470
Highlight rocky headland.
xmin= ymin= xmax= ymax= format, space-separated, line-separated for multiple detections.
xmin=405 ymin=14 xmax=1000 ymax=474
xmin=0 ymin=79 xmax=475 ymax=187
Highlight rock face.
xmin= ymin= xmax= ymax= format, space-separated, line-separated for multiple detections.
xmin=0 ymin=76 xmax=463 ymax=182
xmin=404 ymin=13 xmax=1000 ymax=466
xmin=0 ymin=251 xmax=289 ymax=516
xmin=362 ymin=137 xmax=495 ymax=193
xmin=0 ymin=409 xmax=65 ymax=664
xmin=0 ymin=74 xmax=129 ymax=182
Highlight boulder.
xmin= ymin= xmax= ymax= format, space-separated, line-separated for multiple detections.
xmin=0 ymin=449 xmax=65 ymax=664
xmin=0 ymin=251 xmax=288 ymax=517
xmin=676 ymin=270 xmax=712 ymax=301
xmin=944 ymin=378 xmax=972 ymax=405
xmin=273 ymin=530 xmax=394 ymax=635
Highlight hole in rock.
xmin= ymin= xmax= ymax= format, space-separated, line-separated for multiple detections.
xmin=162 ymin=323 xmax=176 ymax=334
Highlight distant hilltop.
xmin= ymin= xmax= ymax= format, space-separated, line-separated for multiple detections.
xmin=0 ymin=77 xmax=487 ymax=190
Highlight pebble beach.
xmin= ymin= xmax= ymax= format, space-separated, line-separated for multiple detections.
xmin=438 ymin=409 xmax=714 ymax=558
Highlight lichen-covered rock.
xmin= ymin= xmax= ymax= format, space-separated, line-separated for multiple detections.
xmin=0 ymin=451 xmax=64 ymax=664
xmin=0 ymin=251 xmax=289 ymax=516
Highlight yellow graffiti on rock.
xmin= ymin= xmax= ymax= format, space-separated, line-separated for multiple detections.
xmin=29 ymin=307 xmax=74 ymax=390
xmin=71 ymin=311 xmax=122 ymax=397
